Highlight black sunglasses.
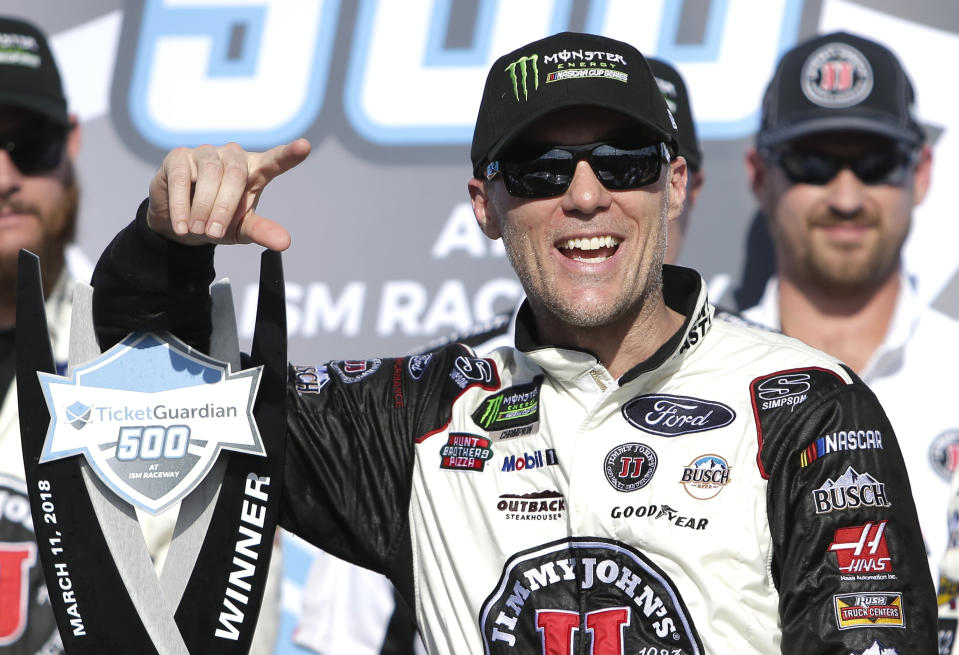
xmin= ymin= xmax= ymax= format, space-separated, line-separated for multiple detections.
xmin=0 ymin=122 xmax=68 ymax=175
xmin=762 ymin=146 xmax=918 ymax=186
xmin=485 ymin=141 xmax=669 ymax=198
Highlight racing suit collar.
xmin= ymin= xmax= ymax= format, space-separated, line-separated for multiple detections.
xmin=513 ymin=265 xmax=712 ymax=384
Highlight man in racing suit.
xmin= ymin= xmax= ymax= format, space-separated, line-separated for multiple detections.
xmin=89 ymin=32 xmax=935 ymax=654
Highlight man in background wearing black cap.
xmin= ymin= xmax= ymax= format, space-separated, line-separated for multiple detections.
xmin=0 ymin=17 xmax=80 ymax=654
xmin=89 ymin=31 xmax=935 ymax=653
xmin=743 ymin=31 xmax=959 ymax=592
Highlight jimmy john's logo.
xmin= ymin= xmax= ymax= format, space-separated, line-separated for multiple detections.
xmin=439 ymin=433 xmax=493 ymax=472
xmin=496 ymin=490 xmax=565 ymax=521
xmin=813 ymin=466 xmax=891 ymax=514
xmin=604 ymin=443 xmax=657 ymax=492
xmin=479 ymin=538 xmax=703 ymax=653
xmin=929 ymin=429 xmax=959 ymax=482
xmin=834 ymin=592 xmax=904 ymax=630
xmin=680 ymin=454 xmax=731 ymax=500
xmin=756 ymin=372 xmax=810 ymax=410
xmin=472 ymin=376 xmax=542 ymax=440
xmin=801 ymin=42 xmax=874 ymax=108
xmin=622 ymin=394 xmax=735 ymax=436
xmin=329 ymin=359 xmax=380 ymax=384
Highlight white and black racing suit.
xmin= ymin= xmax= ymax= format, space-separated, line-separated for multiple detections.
xmin=91 ymin=207 xmax=937 ymax=655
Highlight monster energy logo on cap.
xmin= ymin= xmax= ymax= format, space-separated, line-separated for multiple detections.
xmin=472 ymin=376 xmax=543 ymax=439
xmin=505 ymin=55 xmax=539 ymax=101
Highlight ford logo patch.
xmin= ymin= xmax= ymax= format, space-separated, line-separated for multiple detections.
xmin=622 ymin=394 xmax=735 ymax=436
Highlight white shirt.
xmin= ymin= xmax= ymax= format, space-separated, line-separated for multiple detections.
xmin=742 ymin=274 xmax=959 ymax=581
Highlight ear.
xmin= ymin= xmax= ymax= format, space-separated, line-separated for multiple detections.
xmin=468 ymin=176 xmax=502 ymax=240
xmin=65 ymin=113 xmax=82 ymax=160
xmin=745 ymin=147 xmax=766 ymax=200
xmin=665 ymin=155 xmax=688 ymax=222
xmin=911 ymin=144 xmax=932 ymax=207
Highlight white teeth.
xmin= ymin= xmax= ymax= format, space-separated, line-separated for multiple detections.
xmin=561 ymin=236 xmax=619 ymax=251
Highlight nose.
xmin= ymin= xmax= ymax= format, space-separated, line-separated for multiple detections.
xmin=561 ymin=160 xmax=611 ymax=215
xmin=0 ymin=149 xmax=22 ymax=199
xmin=825 ymin=168 xmax=866 ymax=219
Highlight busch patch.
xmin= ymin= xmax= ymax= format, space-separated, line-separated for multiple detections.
xmin=622 ymin=394 xmax=734 ymax=437
xmin=496 ymin=491 xmax=565 ymax=521
xmin=849 ymin=640 xmax=900 ymax=655
xmin=407 ymin=353 xmax=433 ymax=381
xmin=450 ymin=355 xmax=497 ymax=390
xmin=680 ymin=455 xmax=731 ymax=500
xmin=610 ymin=503 xmax=708 ymax=531
xmin=801 ymin=42 xmax=874 ymax=108
xmin=479 ymin=538 xmax=703 ymax=653
xmin=329 ymin=359 xmax=381 ymax=384
xmin=605 ymin=443 xmax=657 ymax=492
xmin=800 ymin=429 xmax=883 ymax=467
xmin=472 ymin=376 xmax=542 ymax=440
xmin=439 ymin=433 xmax=493 ymax=472
xmin=0 ymin=475 xmax=60 ymax=652
xmin=929 ymin=429 xmax=959 ymax=482
xmin=813 ymin=466 xmax=891 ymax=514
xmin=37 ymin=332 xmax=263 ymax=515
xmin=834 ymin=592 xmax=904 ymax=630
xmin=756 ymin=372 xmax=810 ymax=411
xmin=293 ymin=365 xmax=329 ymax=395
xmin=829 ymin=521 xmax=895 ymax=581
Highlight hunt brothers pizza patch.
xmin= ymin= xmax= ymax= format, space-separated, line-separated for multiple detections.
xmin=480 ymin=537 xmax=703 ymax=654
xmin=439 ymin=433 xmax=493 ymax=471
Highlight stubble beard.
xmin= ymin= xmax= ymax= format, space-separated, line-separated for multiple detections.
xmin=0 ymin=178 xmax=79 ymax=301
xmin=501 ymin=199 xmax=670 ymax=330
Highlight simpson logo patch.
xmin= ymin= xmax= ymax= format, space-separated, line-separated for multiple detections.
xmin=622 ymin=394 xmax=735 ymax=436
xmin=472 ymin=376 xmax=542 ymax=440
xmin=450 ymin=355 xmax=498 ymax=390
xmin=834 ymin=592 xmax=904 ymax=630
xmin=756 ymin=372 xmax=810 ymax=410
xmin=439 ymin=433 xmax=493 ymax=472
xmin=479 ymin=538 xmax=703 ymax=653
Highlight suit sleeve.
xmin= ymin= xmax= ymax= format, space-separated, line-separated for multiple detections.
xmin=754 ymin=367 xmax=937 ymax=654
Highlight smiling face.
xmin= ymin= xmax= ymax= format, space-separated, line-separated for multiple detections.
xmin=750 ymin=131 xmax=930 ymax=297
xmin=469 ymin=108 xmax=687 ymax=334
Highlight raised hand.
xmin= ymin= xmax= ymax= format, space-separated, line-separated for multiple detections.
xmin=147 ymin=138 xmax=311 ymax=251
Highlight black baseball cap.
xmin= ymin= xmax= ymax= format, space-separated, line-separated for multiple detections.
xmin=471 ymin=32 xmax=679 ymax=176
xmin=0 ymin=17 xmax=69 ymax=126
xmin=757 ymin=31 xmax=923 ymax=149
xmin=648 ymin=58 xmax=702 ymax=173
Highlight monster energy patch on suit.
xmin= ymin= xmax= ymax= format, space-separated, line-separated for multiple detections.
xmin=472 ymin=376 xmax=543 ymax=440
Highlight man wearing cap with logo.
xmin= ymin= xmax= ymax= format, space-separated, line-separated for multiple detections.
xmin=743 ymin=31 xmax=959 ymax=596
xmin=0 ymin=17 xmax=81 ymax=653
xmin=89 ymin=32 xmax=935 ymax=653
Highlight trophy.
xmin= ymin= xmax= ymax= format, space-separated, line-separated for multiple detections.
xmin=16 ymin=249 xmax=287 ymax=654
